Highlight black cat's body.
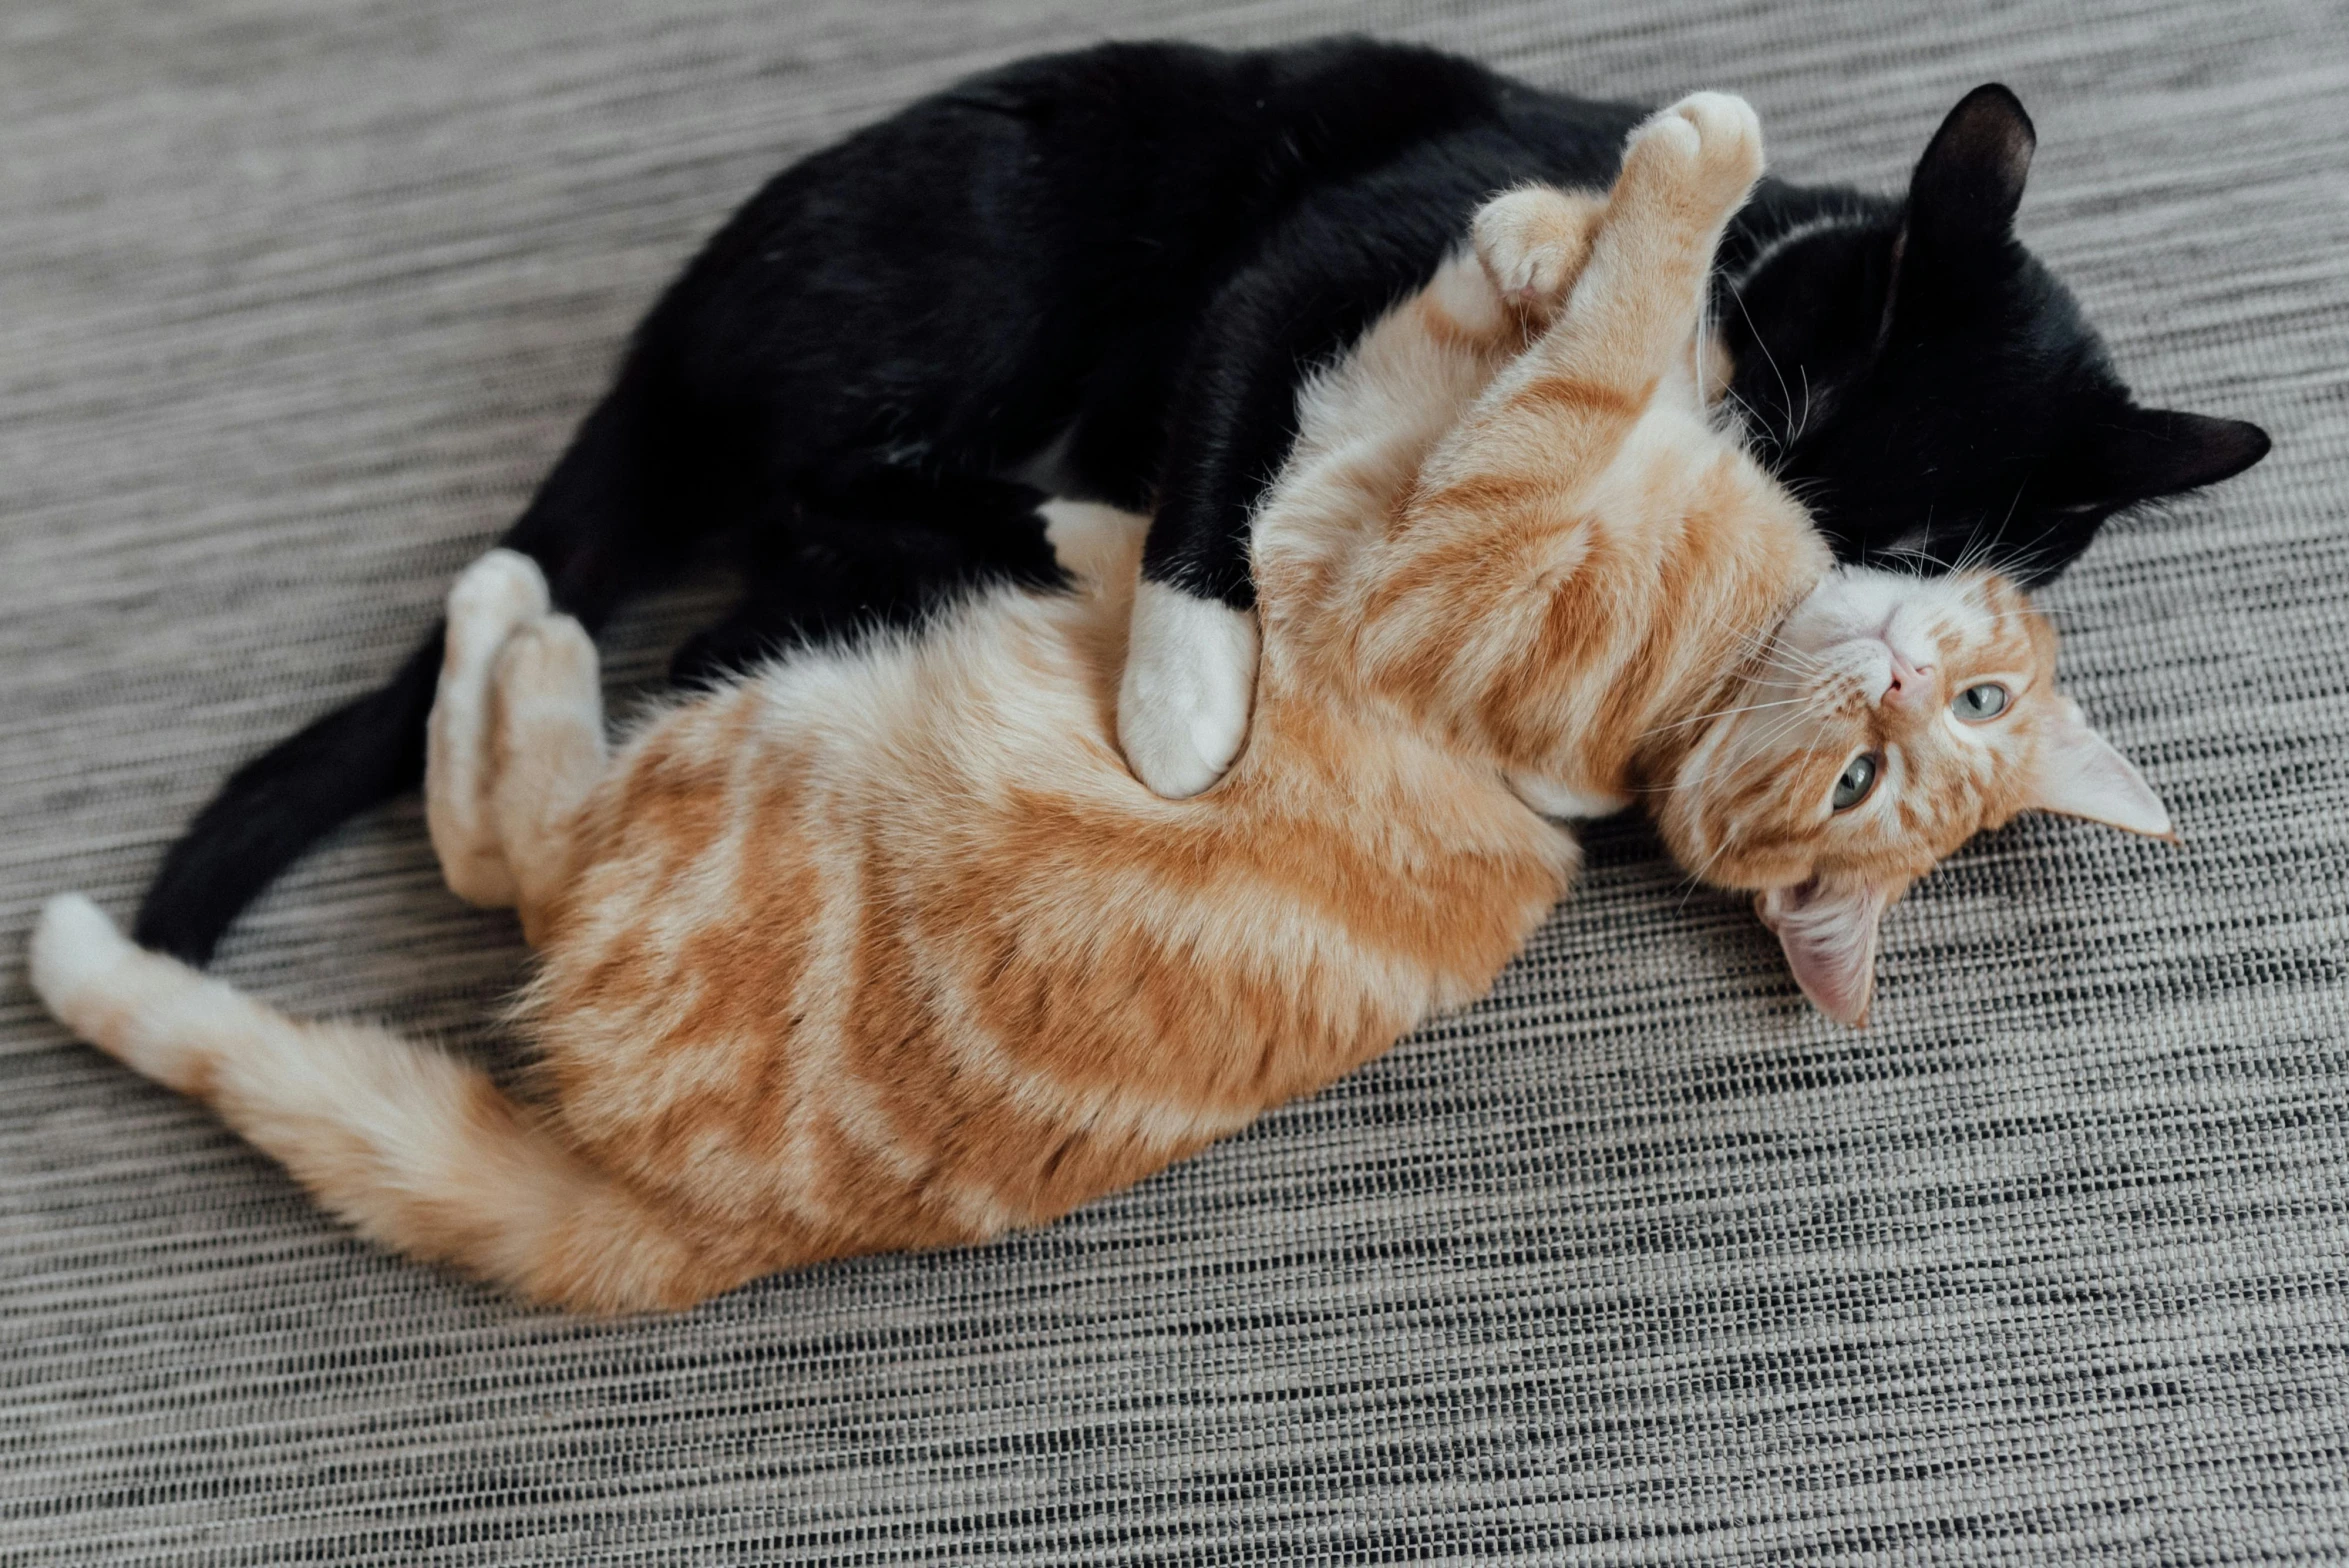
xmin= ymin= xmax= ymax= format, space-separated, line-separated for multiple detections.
xmin=136 ymin=37 xmax=2266 ymax=963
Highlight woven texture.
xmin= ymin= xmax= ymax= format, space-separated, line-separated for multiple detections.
xmin=4 ymin=0 xmax=2345 ymax=1561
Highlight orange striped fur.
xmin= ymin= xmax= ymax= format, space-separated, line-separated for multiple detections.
xmin=32 ymin=95 xmax=2173 ymax=1312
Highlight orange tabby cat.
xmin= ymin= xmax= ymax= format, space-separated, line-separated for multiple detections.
xmin=31 ymin=95 xmax=2172 ymax=1313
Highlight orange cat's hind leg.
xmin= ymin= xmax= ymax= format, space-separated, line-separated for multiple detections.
xmin=30 ymin=891 xmax=768 ymax=1314
xmin=486 ymin=611 xmax=608 ymax=945
xmin=427 ymin=549 xmax=549 ymax=908
xmin=426 ymin=549 xmax=610 ymax=946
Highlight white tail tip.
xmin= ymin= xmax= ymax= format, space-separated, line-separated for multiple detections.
xmin=29 ymin=893 xmax=133 ymax=1024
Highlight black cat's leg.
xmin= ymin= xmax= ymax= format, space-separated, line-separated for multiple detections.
xmin=1118 ymin=295 xmax=1399 ymax=797
xmin=668 ymin=471 xmax=1064 ymax=684
xmin=1116 ymin=180 xmax=1472 ymax=798
xmin=129 ymin=41 xmax=1512 ymax=952
xmin=1115 ymin=442 xmax=1268 ymax=800
xmin=1111 ymin=126 xmax=1869 ymax=805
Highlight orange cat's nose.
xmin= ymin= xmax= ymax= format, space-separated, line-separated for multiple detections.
xmin=1880 ymin=652 xmax=1936 ymax=708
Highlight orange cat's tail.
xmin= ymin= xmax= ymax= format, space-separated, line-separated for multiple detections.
xmin=28 ymin=895 xmax=748 ymax=1314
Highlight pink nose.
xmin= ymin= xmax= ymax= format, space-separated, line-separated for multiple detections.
xmin=1883 ymin=652 xmax=1934 ymax=706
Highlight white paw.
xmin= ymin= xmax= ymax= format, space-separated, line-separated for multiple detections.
xmin=1668 ymin=90 xmax=1763 ymax=151
xmin=1643 ymin=91 xmax=1764 ymax=189
xmin=1472 ymin=187 xmax=1593 ymax=311
xmin=494 ymin=612 xmax=599 ymax=701
xmin=431 ymin=550 xmax=548 ymax=909
xmin=29 ymin=893 xmax=132 ymax=1023
xmin=1039 ymin=499 xmax=1148 ymax=588
xmin=1625 ymin=103 xmax=1704 ymax=169
xmin=1117 ymin=582 xmax=1259 ymax=799
xmin=445 ymin=548 xmax=550 ymax=669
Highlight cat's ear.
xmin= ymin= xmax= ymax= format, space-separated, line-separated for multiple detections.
xmin=2028 ymin=699 xmax=2176 ymax=840
xmin=1904 ymin=84 xmax=2036 ymax=262
xmin=1755 ymin=875 xmax=1904 ymax=1028
xmin=2044 ymin=406 xmax=2272 ymax=509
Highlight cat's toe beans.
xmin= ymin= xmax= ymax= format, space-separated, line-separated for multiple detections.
xmin=1510 ymin=248 xmax=1571 ymax=303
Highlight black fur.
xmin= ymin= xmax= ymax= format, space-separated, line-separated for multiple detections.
xmin=135 ymin=43 xmax=2268 ymax=963
xmin=1710 ymin=85 xmax=2268 ymax=577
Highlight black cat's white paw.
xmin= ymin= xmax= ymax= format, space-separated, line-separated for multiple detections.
xmin=1117 ymin=582 xmax=1258 ymax=799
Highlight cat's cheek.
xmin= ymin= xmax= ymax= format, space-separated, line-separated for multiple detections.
xmin=1116 ymin=582 xmax=1260 ymax=799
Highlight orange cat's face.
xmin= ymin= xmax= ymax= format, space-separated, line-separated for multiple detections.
xmin=1655 ymin=566 xmax=2175 ymax=1024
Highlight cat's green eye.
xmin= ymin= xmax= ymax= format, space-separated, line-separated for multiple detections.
xmin=1952 ymin=682 xmax=2010 ymax=722
xmin=1831 ymin=752 xmax=1880 ymax=812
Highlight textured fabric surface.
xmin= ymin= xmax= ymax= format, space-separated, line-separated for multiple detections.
xmin=4 ymin=0 xmax=2345 ymax=1561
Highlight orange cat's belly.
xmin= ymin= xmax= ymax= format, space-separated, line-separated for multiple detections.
xmin=518 ymin=589 xmax=1572 ymax=1268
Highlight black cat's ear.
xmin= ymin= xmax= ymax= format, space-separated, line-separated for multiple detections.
xmin=2049 ymin=407 xmax=2273 ymax=508
xmin=1905 ymin=84 xmax=2036 ymax=262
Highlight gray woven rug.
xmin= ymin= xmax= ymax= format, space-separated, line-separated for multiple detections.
xmin=4 ymin=0 xmax=2344 ymax=1561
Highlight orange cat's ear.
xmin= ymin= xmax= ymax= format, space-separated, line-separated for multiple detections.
xmin=1755 ymin=876 xmax=1905 ymax=1028
xmin=2028 ymin=699 xmax=2177 ymax=841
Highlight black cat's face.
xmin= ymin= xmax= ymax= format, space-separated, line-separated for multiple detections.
xmin=1717 ymin=85 xmax=2268 ymax=587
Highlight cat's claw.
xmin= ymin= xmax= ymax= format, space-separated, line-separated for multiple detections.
xmin=1117 ymin=582 xmax=1259 ymax=799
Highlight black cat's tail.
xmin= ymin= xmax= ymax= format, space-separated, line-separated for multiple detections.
xmin=134 ymin=635 xmax=442 ymax=962
xmin=135 ymin=375 xmax=690 ymax=964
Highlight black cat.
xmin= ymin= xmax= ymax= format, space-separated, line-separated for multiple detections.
xmin=134 ymin=37 xmax=2268 ymax=963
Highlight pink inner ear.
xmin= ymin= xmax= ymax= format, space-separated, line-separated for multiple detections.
xmin=1756 ymin=877 xmax=1900 ymax=1027
xmin=2030 ymin=702 xmax=2175 ymax=840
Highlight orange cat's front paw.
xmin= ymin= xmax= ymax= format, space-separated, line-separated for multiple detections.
xmin=1623 ymin=91 xmax=1765 ymax=213
xmin=1471 ymin=186 xmax=1602 ymax=317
